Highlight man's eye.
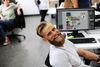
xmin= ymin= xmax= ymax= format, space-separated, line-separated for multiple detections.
xmin=52 ymin=28 xmax=55 ymax=31
xmin=48 ymin=32 xmax=51 ymax=36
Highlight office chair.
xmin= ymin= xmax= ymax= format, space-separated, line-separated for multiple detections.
xmin=45 ymin=34 xmax=66 ymax=67
xmin=95 ymin=3 xmax=100 ymax=27
xmin=45 ymin=53 xmax=52 ymax=67
xmin=4 ymin=8 xmax=26 ymax=43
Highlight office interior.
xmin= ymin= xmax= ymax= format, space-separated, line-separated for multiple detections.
xmin=1 ymin=0 xmax=100 ymax=67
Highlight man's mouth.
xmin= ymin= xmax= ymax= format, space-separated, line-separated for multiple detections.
xmin=54 ymin=33 xmax=60 ymax=39
xmin=54 ymin=34 xmax=62 ymax=41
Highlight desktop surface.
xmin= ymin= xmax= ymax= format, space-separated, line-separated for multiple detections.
xmin=62 ymin=31 xmax=100 ymax=49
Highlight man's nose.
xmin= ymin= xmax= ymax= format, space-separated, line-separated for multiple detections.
xmin=52 ymin=31 xmax=58 ymax=38
xmin=52 ymin=31 xmax=57 ymax=35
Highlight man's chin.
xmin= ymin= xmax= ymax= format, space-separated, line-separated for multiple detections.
xmin=55 ymin=34 xmax=65 ymax=41
xmin=49 ymin=37 xmax=65 ymax=47
xmin=55 ymin=36 xmax=63 ymax=42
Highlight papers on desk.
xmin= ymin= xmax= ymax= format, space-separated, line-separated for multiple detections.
xmin=48 ymin=8 xmax=56 ymax=14
xmin=95 ymin=11 xmax=100 ymax=15
xmin=86 ymin=29 xmax=100 ymax=34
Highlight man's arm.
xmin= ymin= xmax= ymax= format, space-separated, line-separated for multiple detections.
xmin=16 ymin=4 xmax=21 ymax=15
xmin=72 ymin=0 xmax=78 ymax=8
xmin=0 ymin=5 xmax=6 ymax=20
xmin=17 ymin=7 xmax=21 ymax=15
xmin=0 ymin=14 xmax=4 ymax=20
xmin=12 ymin=3 xmax=21 ymax=15
xmin=64 ymin=0 xmax=78 ymax=8
xmin=77 ymin=48 xmax=99 ymax=61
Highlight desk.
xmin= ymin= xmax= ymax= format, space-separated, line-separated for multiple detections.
xmin=61 ymin=31 xmax=100 ymax=49
xmin=48 ymin=7 xmax=100 ymax=49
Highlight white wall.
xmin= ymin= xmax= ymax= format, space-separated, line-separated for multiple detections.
xmin=15 ymin=0 xmax=59 ymax=15
xmin=16 ymin=0 xmax=39 ymax=15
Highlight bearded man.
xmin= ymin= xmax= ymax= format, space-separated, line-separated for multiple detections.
xmin=36 ymin=21 xmax=100 ymax=67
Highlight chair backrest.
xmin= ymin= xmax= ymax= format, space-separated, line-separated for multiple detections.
xmin=3 ymin=8 xmax=25 ymax=33
xmin=45 ymin=53 xmax=52 ymax=67
xmin=14 ymin=8 xmax=26 ymax=29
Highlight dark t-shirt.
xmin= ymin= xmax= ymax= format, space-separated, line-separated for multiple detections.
xmin=78 ymin=0 xmax=90 ymax=8
xmin=97 ymin=2 xmax=100 ymax=9
xmin=59 ymin=0 xmax=65 ymax=6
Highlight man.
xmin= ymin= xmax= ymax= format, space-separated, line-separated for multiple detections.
xmin=59 ymin=0 xmax=64 ymax=6
xmin=0 ymin=0 xmax=21 ymax=45
xmin=96 ymin=0 xmax=100 ymax=10
xmin=35 ymin=0 xmax=49 ymax=22
xmin=36 ymin=21 xmax=100 ymax=67
xmin=78 ymin=0 xmax=91 ymax=8
xmin=64 ymin=0 xmax=91 ymax=8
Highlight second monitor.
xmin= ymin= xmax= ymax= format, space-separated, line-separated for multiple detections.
xmin=56 ymin=8 xmax=95 ymax=37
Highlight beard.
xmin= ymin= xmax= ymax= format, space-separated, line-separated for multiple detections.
xmin=49 ymin=33 xmax=65 ymax=47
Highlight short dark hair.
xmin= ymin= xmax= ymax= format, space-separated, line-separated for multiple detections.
xmin=2 ymin=0 xmax=10 ymax=3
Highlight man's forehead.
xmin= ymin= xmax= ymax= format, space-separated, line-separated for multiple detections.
xmin=42 ymin=23 xmax=54 ymax=35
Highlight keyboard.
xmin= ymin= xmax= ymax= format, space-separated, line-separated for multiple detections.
xmin=68 ymin=38 xmax=97 ymax=44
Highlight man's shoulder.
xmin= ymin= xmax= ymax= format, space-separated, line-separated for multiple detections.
xmin=50 ymin=45 xmax=64 ymax=52
xmin=0 ymin=4 xmax=3 ymax=8
xmin=50 ymin=45 xmax=66 ymax=57
xmin=65 ymin=39 xmax=74 ymax=45
xmin=9 ymin=3 xmax=16 ymax=7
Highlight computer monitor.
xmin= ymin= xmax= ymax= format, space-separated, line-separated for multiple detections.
xmin=56 ymin=8 xmax=95 ymax=37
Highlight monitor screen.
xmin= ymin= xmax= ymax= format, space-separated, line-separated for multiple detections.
xmin=56 ymin=8 xmax=95 ymax=37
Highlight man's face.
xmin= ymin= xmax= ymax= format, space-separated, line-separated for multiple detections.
xmin=3 ymin=0 xmax=9 ymax=6
xmin=41 ymin=25 xmax=65 ymax=47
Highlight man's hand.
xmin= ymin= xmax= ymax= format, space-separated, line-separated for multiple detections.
xmin=17 ymin=8 xmax=21 ymax=15
xmin=96 ymin=55 xmax=100 ymax=63
xmin=0 ymin=14 xmax=6 ymax=21
xmin=1 ymin=17 xmax=6 ymax=21
xmin=97 ymin=61 xmax=100 ymax=63
xmin=1 ymin=16 xmax=6 ymax=21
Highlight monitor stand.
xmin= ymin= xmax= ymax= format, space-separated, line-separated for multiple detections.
xmin=67 ymin=30 xmax=84 ymax=38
